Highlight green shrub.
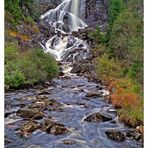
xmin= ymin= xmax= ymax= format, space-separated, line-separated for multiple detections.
xmin=106 ymin=0 xmax=125 ymax=42
xmin=88 ymin=26 xmax=106 ymax=43
xmin=5 ymin=43 xmax=59 ymax=88
xmin=5 ymin=0 xmax=33 ymax=21
xmin=5 ymin=0 xmax=24 ymax=20
xmin=95 ymin=54 xmax=123 ymax=84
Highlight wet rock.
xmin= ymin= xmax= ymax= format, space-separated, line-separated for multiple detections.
xmin=42 ymin=119 xmax=69 ymax=135
xmin=35 ymin=89 xmax=50 ymax=95
xmin=28 ymin=145 xmax=42 ymax=148
xmin=27 ymin=96 xmax=36 ymax=102
xmin=5 ymin=138 xmax=13 ymax=144
xmin=59 ymin=71 xmax=65 ymax=76
xmin=136 ymin=125 xmax=144 ymax=134
xmin=105 ymin=130 xmax=126 ymax=142
xmin=36 ymin=95 xmax=48 ymax=100
xmin=63 ymin=139 xmax=76 ymax=145
xmin=31 ymin=100 xmax=49 ymax=110
xmin=48 ymin=99 xmax=62 ymax=107
xmin=61 ymin=76 xmax=71 ymax=80
xmin=21 ymin=121 xmax=39 ymax=133
xmin=17 ymin=109 xmax=44 ymax=119
xmin=85 ymin=92 xmax=102 ymax=98
xmin=84 ymin=112 xmax=112 ymax=122
xmin=47 ymin=124 xmax=69 ymax=135
xmin=126 ymin=130 xmax=143 ymax=143
xmin=134 ymin=132 xmax=142 ymax=141
xmin=71 ymin=62 xmax=95 ymax=74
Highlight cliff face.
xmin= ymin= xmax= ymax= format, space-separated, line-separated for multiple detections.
xmin=85 ymin=0 xmax=109 ymax=30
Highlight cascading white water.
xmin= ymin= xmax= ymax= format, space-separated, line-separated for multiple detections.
xmin=41 ymin=0 xmax=87 ymax=32
xmin=40 ymin=0 xmax=90 ymax=61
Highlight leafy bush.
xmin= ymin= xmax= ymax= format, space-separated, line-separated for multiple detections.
xmin=93 ymin=0 xmax=143 ymax=127
xmin=88 ymin=26 xmax=106 ymax=43
xmin=106 ymin=0 xmax=125 ymax=42
xmin=5 ymin=43 xmax=59 ymax=89
xmin=108 ymin=77 xmax=143 ymax=127
xmin=5 ymin=0 xmax=33 ymax=21
xmin=5 ymin=0 xmax=23 ymax=20
xmin=95 ymin=54 xmax=123 ymax=85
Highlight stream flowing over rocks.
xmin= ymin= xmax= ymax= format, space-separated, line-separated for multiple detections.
xmin=5 ymin=0 xmax=143 ymax=148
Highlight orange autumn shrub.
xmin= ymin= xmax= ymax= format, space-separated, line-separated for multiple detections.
xmin=111 ymin=90 xmax=139 ymax=108
xmin=9 ymin=31 xmax=31 ymax=41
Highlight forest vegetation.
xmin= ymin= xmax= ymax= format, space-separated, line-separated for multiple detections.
xmin=92 ymin=0 xmax=143 ymax=127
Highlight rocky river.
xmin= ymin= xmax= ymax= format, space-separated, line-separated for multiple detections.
xmin=5 ymin=62 xmax=143 ymax=148
xmin=5 ymin=0 xmax=143 ymax=147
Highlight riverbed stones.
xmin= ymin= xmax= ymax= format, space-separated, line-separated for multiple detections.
xmin=21 ymin=121 xmax=39 ymax=133
xmin=35 ymin=88 xmax=50 ymax=95
xmin=28 ymin=145 xmax=42 ymax=148
xmin=84 ymin=112 xmax=112 ymax=122
xmin=126 ymin=130 xmax=143 ymax=142
xmin=36 ymin=95 xmax=48 ymax=100
xmin=105 ymin=130 xmax=126 ymax=142
xmin=85 ymin=92 xmax=102 ymax=98
xmin=17 ymin=109 xmax=44 ymax=119
xmin=63 ymin=139 xmax=76 ymax=145
xmin=47 ymin=124 xmax=69 ymax=135
xmin=43 ymin=119 xmax=69 ymax=135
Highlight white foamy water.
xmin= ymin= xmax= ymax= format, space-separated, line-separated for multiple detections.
xmin=40 ymin=0 xmax=90 ymax=61
xmin=41 ymin=0 xmax=87 ymax=32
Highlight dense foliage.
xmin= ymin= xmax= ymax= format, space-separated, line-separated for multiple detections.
xmin=5 ymin=0 xmax=33 ymax=20
xmin=93 ymin=0 xmax=143 ymax=127
xmin=5 ymin=1 xmax=59 ymax=89
xmin=5 ymin=42 xmax=59 ymax=89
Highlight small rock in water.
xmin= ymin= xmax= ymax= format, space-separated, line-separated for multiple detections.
xmin=43 ymin=119 xmax=69 ymax=135
xmin=85 ymin=92 xmax=102 ymax=98
xmin=47 ymin=124 xmax=69 ymax=135
xmin=21 ymin=121 xmax=39 ymax=133
xmin=63 ymin=139 xmax=76 ymax=145
xmin=105 ymin=130 xmax=126 ymax=142
xmin=17 ymin=109 xmax=44 ymax=119
xmin=36 ymin=95 xmax=48 ymax=100
xmin=35 ymin=89 xmax=50 ymax=95
xmin=59 ymin=71 xmax=65 ymax=76
xmin=84 ymin=112 xmax=112 ymax=122
xmin=27 ymin=96 xmax=36 ymax=102
xmin=28 ymin=145 xmax=42 ymax=148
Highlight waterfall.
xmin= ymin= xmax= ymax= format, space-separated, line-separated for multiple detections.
xmin=40 ymin=0 xmax=90 ymax=61
xmin=40 ymin=0 xmax=87 ymax=32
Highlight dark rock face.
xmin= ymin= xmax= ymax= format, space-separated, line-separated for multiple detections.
xmin=84 ymin=112 xmax=112 ymax=122
xmin=72 ymin=27 xmax=97 ymax=47
xmin=105 ymin=130 xmax=126 ymax=142
xmin=85 ymin=0 xmax=109 ymax=31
